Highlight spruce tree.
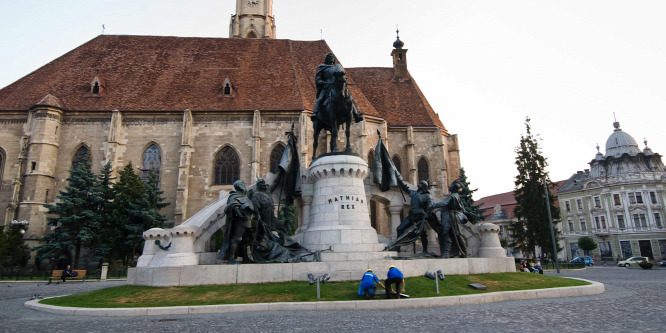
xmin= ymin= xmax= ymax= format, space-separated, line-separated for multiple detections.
xmin=509 ymin=117 xmax=561 ymax=260
xmin=457 ymin=168 xmax=489 ymax=224
xmin=124 ymin=170 xmax=170 ymax=258
xmin=0 ymin=225 xmax=30 ymax=268
xmin=111 ymin=161 xmax=146 ymax=264
xmin=95 ymin=162 xmax=116 ymax=260
xmin=34 ymin=159 xmax=101 ymax=268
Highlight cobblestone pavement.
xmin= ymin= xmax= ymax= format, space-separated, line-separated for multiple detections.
xmin=1 ymin=267 xmax=664 ymax=332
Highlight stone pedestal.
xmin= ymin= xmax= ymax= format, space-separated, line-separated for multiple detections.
xmin=136 ymin=228 xmax=170 ymax=267
xmin=302 ymin=155 xmax=387 ymax=260
xmin=100 ymin=263 xmax=109 ymax=281
xmin=477 ymin=223 xmax=506 ymax=258
xmin=162 ymin=225 xmax=198 ymax=266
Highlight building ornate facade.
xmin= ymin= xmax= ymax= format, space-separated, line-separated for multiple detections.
xmin=0 ymin=1 xmax=461 ymax=252
xmin=557 ymin=121 xmax=666 ymax=261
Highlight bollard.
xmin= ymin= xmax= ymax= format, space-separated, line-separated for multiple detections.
xmin=101 ymin=263 xmax=109 ymax=280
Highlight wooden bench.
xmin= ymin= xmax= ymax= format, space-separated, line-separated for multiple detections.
xmin=50 ymin=269 xmax=87 ymax=283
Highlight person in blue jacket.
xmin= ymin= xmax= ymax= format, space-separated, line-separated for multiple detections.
xmin=358 ymin=269 xmax=385 ymax=299
xmin=384 ymin=265 xmax=406 ymax=298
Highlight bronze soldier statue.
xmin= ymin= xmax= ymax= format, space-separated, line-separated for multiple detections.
xmin=384 ymin=179 xmax=433 ymax=251
xmin=217 ymin=180 xmax=255 ymax=264
xmin=431 ymin=180 xmax=468 ymax=258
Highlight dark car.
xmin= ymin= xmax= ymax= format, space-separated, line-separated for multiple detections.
xmin=570 ymin=256 xmax=594 ymax=266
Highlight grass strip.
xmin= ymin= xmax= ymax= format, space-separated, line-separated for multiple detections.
xmin=39 ymin=272 xmax=589 ymax=308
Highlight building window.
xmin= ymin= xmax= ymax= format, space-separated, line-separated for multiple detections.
xmin=628 ymin=192 xmax=643 ymax=204
xmin=655 ymin=213 xmax=663 ymax=228
xmin=579 ymin=217 xmax=587 ymax=232
xmin=570 ymin=243 xmax=580 ymax=258
xmin=72 ymin=146 xmax=90 ymax=170
xmin=650 ymin=192 xmax=658 ymax=204
xmin=392 ymin=155 xmax=401 ymax=174
xmin=599 ymin=241 xmax=612 ymax=258
xmin=565 ymin=200 xmax=571 ymax=212
xmin=632 ymin=213 xmax=648 ymax=229
xmin=214 ymin=146 xmax=240 ymax=185
xmin=620 ymin=240 xmax=632 ymax=259
xmin=593 ymin=196 xmax=601 ymax=208
xmin=594 ymin=216 xmax=607 ymax=230
xmin=417 ymin=157 xmax=429 ymax=182
xmin=269 ymin=143 xmax=285 ymax=174
xmin=141 ymin=144 xmax=161 ymax=182
xmin=222 ymin=77 xmax=233 ymax=96
xmin=367 ymin=150 xmax=374 ymax=172
xmin=576 ymin=199 xmax=583 ymax=210
xmin=567 ymin=219 xmax=574 ymax=232
xmin=613 ymin=194 xmax=621 ymax=206
xmin=617 ymin=214 xmax=626 ymax=230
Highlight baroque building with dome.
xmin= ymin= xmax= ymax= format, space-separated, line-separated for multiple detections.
xmin=0 ymin=0 xmax=461 ymax=252
xmin=557 ymin=121 xmax=666 ymax=262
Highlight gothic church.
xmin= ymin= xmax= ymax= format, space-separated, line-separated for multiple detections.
xmin=0 ymin=0 xmax=461 ymax=249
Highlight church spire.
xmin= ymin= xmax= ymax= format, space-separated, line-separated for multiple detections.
xmin=391 ymin=27 xmax=408 ymax=78
xmin=230 ymin=0 xmax=276 ymax=39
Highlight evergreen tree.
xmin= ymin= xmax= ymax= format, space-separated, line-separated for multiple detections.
xmin=34 ymin=159 xmax=101 ymax=268
xmin=95 ymin=162 xmax=116 ymax=260
xmin=0 ymin=225 xmax=30 ymax=268
xmin=110 ymin=161 xmax=146 ymax=264
xmin=509 ymin=117 xmax=561 ymax=260
xmin=277 ymin=200 xmax=297 ymax=235
xmin=124 ymin=170 xmax=170 ymax=259
xmin=457 ymin=168 xmax=490 ymax=224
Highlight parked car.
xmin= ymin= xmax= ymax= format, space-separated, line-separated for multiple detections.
xmin=617 ymin=256 xmax=649 ymax=267
xmin=570 ymin=256 xmax=594 ymax=266
xmin=660 ymin=260 xmax=666 ymax=267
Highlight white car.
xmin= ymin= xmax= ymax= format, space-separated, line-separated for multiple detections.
xmin=617 ymin=257 xmax=649 ymax=267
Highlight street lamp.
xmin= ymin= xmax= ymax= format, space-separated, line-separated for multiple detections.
xmin=10 ymin=220 xmax=29 ymax=234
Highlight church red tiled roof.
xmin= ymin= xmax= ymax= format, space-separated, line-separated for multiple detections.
xmin=346 ymin=67 xmax=446 ymax=132
xmin=0 ymin=35 xmax=446 ymax=125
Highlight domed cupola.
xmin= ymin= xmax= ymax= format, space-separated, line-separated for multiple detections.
xmin=605 ymin=121 xmax=641 ymax=158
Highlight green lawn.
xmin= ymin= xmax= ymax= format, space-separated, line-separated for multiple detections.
xmin=39 ymin=272 xmax=589 ymax=308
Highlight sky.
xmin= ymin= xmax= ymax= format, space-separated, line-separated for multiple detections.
xmin=1 ymin=0 xmax=664 ymax=199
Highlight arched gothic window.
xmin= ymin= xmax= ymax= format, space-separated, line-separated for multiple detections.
xmin=269 ymin=143 xmax=285 ymax=174
xmin=214 ymin=146 xmax=240 ymax=185
xmin=417 ymin=157 xmax=429 ymax=183
xmin=392 ymin=155 xmax=401 ymax=174
xmin=72 ymin=146 xmax=90 ymax=170
xmin=367 ymin=150 xmax=375 ymax=172
xmin=141 ymin=144 xmax=161 ymax=181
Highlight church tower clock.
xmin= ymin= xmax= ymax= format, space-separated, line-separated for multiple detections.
xmin=229 ymin=0 xmax=276 ymax=39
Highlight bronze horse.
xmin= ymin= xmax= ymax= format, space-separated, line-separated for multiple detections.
xmin=312 ymin=64 xmax=357 ymax=158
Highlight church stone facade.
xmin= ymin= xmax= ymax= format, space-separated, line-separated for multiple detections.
xmin=0 ymin=1 xmax=461 ymax=251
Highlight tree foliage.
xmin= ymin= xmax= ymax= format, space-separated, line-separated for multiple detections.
xmin=94 ymin=162 xmax=116 ymax=260
xmin=0 ymin=225 xmax=30 ymax=268
xmin=457 ymin=168 xmax=490 ymax=224
xmin=278 ymin=200 xmax=297 ymax=235
xmin=577 ymin=236 xmax=597 ymax=255
xmin=509 ymin=117 xmax=561 ymax=260
xmin=34 ymin=159 xmax=101 ymax=268
xmin=108 ymin=163 xmax=169 ymax=265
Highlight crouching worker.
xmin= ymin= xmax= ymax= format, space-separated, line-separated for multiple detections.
xmin=358 ymin=269 xmax=385 ymax=299
xmin=384 ymin=265 xmax=406 ymax=298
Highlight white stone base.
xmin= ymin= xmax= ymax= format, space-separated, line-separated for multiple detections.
xmin=128 ymin=257 xmax=516 ymax=287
